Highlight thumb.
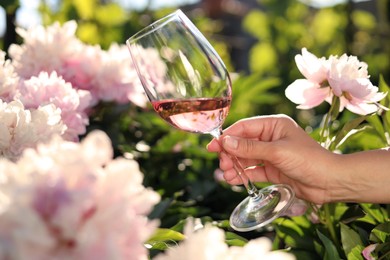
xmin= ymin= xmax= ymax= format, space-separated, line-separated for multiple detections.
xmin=222 ymin=135 xmax=267 ymax=160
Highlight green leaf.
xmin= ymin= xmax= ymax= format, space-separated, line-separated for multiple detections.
xmin=225 ymin=231 xmax=248 ymax=246
xmin=378 ymin=75 xmax=390 ymax=139
xmin=366 ymin=114 xmax=388 ymax=144
xmin=274 ymin=218 xmax=316 ymax=251
xmin=317 ymin=229 xmax=342 ymax=260
xmin=348 ymin=247 xmax=366 ymax=260
xmin=146 ymin=228 xmax=185 ymax=250
xmin=379 ymin=75 xmax=390 ymax=104
xmin=360 ymin=204 xmax=387 ymax=223
xmin=340 ymin=204 xmax=366 ymax=224
xmin=340 ymin=223 xmax=364 ymax=259
xmin=370 ymin=222 xmax=390 ymax=243
xmin=331 ymin=115 xmax=368 ymax=150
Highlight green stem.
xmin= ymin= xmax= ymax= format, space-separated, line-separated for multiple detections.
xmin=319 ymin=96 xmax=340 ymax=248
xmin=323 ymin=204 xmax=339 ymax=248
xmin=319 ymin=95 xmax=339 ymax=148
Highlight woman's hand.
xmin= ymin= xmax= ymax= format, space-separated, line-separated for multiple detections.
xmin=207 ymin=115 xmax=338 ymax=204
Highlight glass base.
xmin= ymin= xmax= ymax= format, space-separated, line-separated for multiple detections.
xmin=229 ymin=184 xmax=295 ymax=232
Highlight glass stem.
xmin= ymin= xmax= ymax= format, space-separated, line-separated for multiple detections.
xmin=211 ymin=128 xmax=261 ymax=199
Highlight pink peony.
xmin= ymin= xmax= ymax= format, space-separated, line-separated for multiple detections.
xmin=285 ymin=48 xmax=386 ymax=115
xmin=285 ymin=48 xmax=331 ymax=109
xmin=0 ymin=50 xmax=19 ymax=101
xmin=327 ymin=54 xmax=386 ymax=115
xmin=0 ymin=130 xmax=160 ymax=259
xmin=95 ymin=44 xmax=148 ymax=106
xmin=9 ymin=20 xmax=148 ymax=107
xmin=0 ymin=100 xmax=65 ymax=161
xmin=59 ymin=44 xmax=103 ymax=105
xmin=16 ymin=71 xmax=92 ymax=141
xmin=9 ymin=21 xmax=84 ymax=80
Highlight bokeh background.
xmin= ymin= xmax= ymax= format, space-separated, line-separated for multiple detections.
xmin=1 ymin=0 xmax=389 ymax=257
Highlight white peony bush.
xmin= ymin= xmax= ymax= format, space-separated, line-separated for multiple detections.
xmin=0 ymin=130 xmax=160 ymax=259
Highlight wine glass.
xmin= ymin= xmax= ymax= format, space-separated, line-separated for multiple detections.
xmin=126 ymin=9 xmax=295 ymax=232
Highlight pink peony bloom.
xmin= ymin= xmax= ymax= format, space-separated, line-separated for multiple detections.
xmin=9 ymin=21 xmax=84 ymax=80
xmin=59 ymin=44 xmax=103 ymax=105
xmin=155 ymin=218 xmax=295 ymax=260
xmin=285 ymin=48 xmax=331 ymax=110
xmin=9 ymin=20 xmax=148 ymax=107
xmin=0 ymin=50 xmax=19 ymax=101
xmin=327 ymin=54 xmax=386 ymax=115
xmin=0 ymin=100 xmax=65 ymax=161
xmin=16 ymin=71 xmax=92 ymax=141
xmin=285 ymin=48 xmax=386 ymax=115
xmin=95 ymin=44 xmax=148 ymax=106
xmin=0 ymin=130 xmax=160 ymax=259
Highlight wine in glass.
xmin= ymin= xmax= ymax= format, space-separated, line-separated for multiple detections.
xmin=126 ymin=9 xmax=295 ymax=232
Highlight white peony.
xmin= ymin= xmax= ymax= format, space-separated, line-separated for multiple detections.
xmin=0 ymin=50 xmax=19 ymax=101
xmin=0 ymin=100 xmax=65 ymax=161
xmin=0 ymin=130 xmax=160 ymax=259
xmin=155 ymin=218 xmax=295 ymax=260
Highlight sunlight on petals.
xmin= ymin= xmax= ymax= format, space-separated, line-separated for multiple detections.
xmin=285 ymin=79 xmax=330 ymax=109
xmin=295 ymin=48 xmax=329 ymax=83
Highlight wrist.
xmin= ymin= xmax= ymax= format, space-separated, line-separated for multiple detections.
xmin=327 ymin=150 xmax=390 ymax=203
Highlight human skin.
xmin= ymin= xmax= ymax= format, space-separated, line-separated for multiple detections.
xmin=207 ymin=115 xmax=390 ymax=205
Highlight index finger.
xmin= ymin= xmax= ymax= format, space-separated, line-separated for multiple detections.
xmin=222 ymin=115 xmax=295 ymax=141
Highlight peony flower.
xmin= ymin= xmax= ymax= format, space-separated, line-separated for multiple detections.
xmin=9 ymin=21 xmax=84 ymax=80
xmin=59 ymin=44 xmax=103 ymax=105
xmin=0 ymin=100 xmax=65 ymax=161
xmin=15 ymin=71 xmax=92 ymax=141
xmin=285 ymin=48 xmax=386 ymax=115
xmin=155 ymin=218 xmax=295 ymax=260
xmin=327 ymin=54 xmax=386 ymax=115
xmin=0 ymin=50 xmax=19 ymax=101
xmin=285 ymin=48 xmax=331 ymax=109
xmin=9 ymin=20 xmax=148 ymax=107
xmin=95 ymin=44 xmax=148 ymax=106
xmin=0 ymin=130 xmax=160 ymax=259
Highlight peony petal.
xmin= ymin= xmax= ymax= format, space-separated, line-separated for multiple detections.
xmin=295 ymin=48 xmax=328 ymax=83
xmin=345 ymin=102 xmax=379 ymax=115
xmin=362 ymin=244 xmax=378 ymax=260
xmin=285 ymin=79 xmax=330 ymax=109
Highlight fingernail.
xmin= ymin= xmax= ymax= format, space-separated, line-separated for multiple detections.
xmin=223 ymin=136 xmax=238 ymax=149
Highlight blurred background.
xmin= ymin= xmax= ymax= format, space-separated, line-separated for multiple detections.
xmin=1 ymin=0 xmax=390 ymax=252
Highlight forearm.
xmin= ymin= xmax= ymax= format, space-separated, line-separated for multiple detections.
xmin=329 ymin=148 xmax=390 ymax=203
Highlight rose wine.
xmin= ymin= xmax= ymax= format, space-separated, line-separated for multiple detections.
xmin=151 ymin=97 xmax=231 ymax=133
